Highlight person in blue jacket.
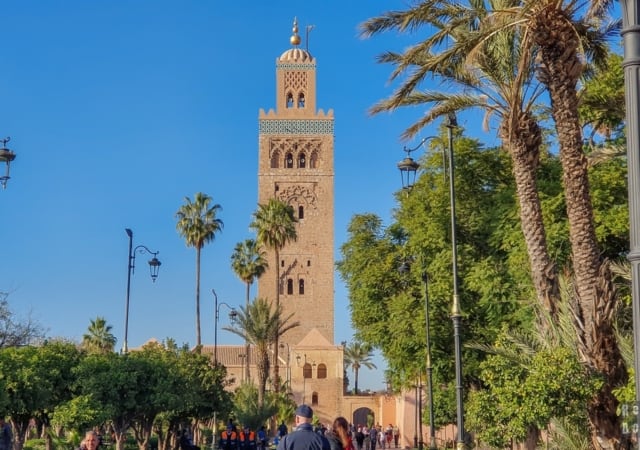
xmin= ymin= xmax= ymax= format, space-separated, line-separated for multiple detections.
xmin=276 ymin=405 xmax=329 ymax=450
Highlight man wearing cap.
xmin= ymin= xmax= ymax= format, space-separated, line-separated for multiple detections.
xmin=277 ymin=405 xmax=330 ymax=450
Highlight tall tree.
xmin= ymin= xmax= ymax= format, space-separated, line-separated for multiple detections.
xmin=231 ymin=239 xmax=268 ymax=382
xmin=249 ymin=199 xmax=297 ymax=392
xmin=223 ymin=297 xmax=299 ymax=408
xmin=360 ymin=0 xmax=560 ymax=324
xmin=176 ymin=192 xmax=223 ymax=348
xmin=81 ymin=316 xmax=116 ymax=354
xmin=343 ymin=341 xmax=377 ymax=395
xmin=359 ymin=1 xmax=624 ymax=444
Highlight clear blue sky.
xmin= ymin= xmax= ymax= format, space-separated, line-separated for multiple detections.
xmin=0 ymin=2 xmax=502 ymax=390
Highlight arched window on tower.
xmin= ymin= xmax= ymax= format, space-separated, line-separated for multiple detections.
xmin=287 ymin=278 xmax=293 ymax=295
xmin=286 ymin=92 xmax=294 ymax=108
xmin=286 ymin=153 xmax=294 ymax=168
xmin=317 ymin=364 xmax=327 ymax=379
xmin=303 ymin=363 xmax=313 ymax=379
xmin=298 ymin=205 xmax=304 ymax=219
xmin=310 ymin=152 xmax=318 ymax=169
xmin=299 ymin=279 xmax=305 ymax=295
xmin=311 ymin=392 xmax=318 ymax=406
xmin=270 ymin=150 xmax=280 ymax=169
xmin=298 ymin=153 xmax=306 ymax=168
xmin=298 ymin=93 xmax=305 ymax=108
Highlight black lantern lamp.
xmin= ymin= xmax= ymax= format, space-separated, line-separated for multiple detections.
xmin=0 ymin=137 xmax=16 ymax=189
xmin=397 ymin=136 xmax=439 ymax=190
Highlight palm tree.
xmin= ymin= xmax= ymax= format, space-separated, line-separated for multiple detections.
xmin=344 ymin=341 xmax=377 ymax=395
xmin=249 ymin=198 xmax=297 ymax=392
xmin=360 ymin=0 xmax=561 ymax=324
xmin=81 ymin=316 xmax=116 ymax=354
xmin=223 ymin=297 xmax=300 ymax=407
xmin=175 ymin=192 xmax=223 ymax=348
xmin=231 ymin=238 xmax=268 ymax=381
xmin=360 ymin=1 xmax=623 ymax=443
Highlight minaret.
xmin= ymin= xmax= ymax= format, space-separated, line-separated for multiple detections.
xmin=257 ymin=18 xmax=335 ymax=345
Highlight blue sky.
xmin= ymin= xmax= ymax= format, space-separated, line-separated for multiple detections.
xmin=0 ymin=2 xmax=505 ymax=390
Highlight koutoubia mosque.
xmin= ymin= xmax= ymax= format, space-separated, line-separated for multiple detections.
xmin=201 ymin=19 xmax=432 ymax=448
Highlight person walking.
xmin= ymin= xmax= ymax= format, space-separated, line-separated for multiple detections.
xmin=326 ymin=417 xmax=354 ymax=450
xmin=278 ymin=421 xmax=288 ymax=439
xmin=354 ymin=426 xmax=365 ymax=450
xmin=392 ymin=426 xmax=399 ymax=449
xmin=277 ymin=405 xmax=329 ymax=450
xmin=368 ymin=426 xmax=377 ymax=450
xmin=378 ymin=426 xmax=385 ymax=450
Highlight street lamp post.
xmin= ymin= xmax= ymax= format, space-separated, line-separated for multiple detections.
xmin=423 ymin=271 xmax=437 ymax=450
xmin=0 ymin=137 xmax=16 ymax=189
xmin=397 ymin=113 xmax=465 ymax=449
xmin=295 ymin=353 xmax=314 ymax=404
xmin=417 ymin=374 xmax=424 ymax=450
xmin=238 ymin=354 xmax=246 ymax=382
xmin=413 ymin=382 xmax=419 ymax=449
xmin=445 ymin=114 xmax=465 ymax=450
xmin=280 ymin=342 xmax=291 ymax=390
xmin=398 ymin=261 xmax=435 ymax=450
xmin=620 ymin=0 xmax=640 ymax=437
xmin=211 ymin=289 xmax=238 ymax=365
xmin=211 ymin=289 xmax=237 ymax=450
xmin=123 ymin=228 xmax=161 ymax=354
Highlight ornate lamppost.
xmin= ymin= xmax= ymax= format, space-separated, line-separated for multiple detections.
xmin=399 ymin=260 xmax=435 ymax=450
xmin=211 ymin=289 xmax=237 ymax=450
xmin=397 ymin=113 xmax=465 ymax=449
xmin=123 ymin=228 xmax=161 ymax=354
xmin=211 ymin=288 xmax=238 ymax=365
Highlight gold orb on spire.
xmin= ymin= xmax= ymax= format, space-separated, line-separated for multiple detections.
xmin=290 ymin=17 xmax=301 ymax=46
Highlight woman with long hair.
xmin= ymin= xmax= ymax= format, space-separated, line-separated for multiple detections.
xmin=327 ymin=417 xmax=354 ymax=450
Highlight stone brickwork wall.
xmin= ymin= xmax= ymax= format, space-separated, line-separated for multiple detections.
xmin=256 ymin=37 xmax=334 ymax=346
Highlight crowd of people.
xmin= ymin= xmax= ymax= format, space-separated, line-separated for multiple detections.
xmin=350 ymin=423 xmax=400 ymax=450
xmin=274 ymin=405 xmax=400 ymax=450
xmin=0 ymin=407 xmax=400 ymax=450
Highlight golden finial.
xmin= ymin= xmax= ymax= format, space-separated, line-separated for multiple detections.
xmin=290 ymin=17 xmax=301 ymax=46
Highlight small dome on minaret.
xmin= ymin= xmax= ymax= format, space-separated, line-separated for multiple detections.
xmin=279 ymin=17 xmax=314 ymax=63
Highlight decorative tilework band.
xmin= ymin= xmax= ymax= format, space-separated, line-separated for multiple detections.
xmin=259 ymin=119 xmax=334 ymax=135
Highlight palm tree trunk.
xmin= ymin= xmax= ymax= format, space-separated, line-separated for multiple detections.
xmin=354 ymin=367 xmax=359 ymax=395
xmin=273 ymin=248 xmax=280 ymax=394
xmin=532 ymin=4 xmax=625 ymax=442
xmin=245 ymin=281 xmax=251 ymax=381
xmin=502 ymin=113 xmax=560 ymax=324
xmin=196 ymin=246 xmax=202 ymax=348
xmin=257 ymin=346 xmax=270 ymax=408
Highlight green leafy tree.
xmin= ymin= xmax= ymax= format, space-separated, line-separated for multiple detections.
xmin=343 ymin=342 xmax=376 ymax=395
xmin=231 ymin=239 xmax=268 ymax=382
xmin=0 ymin=342 xmax=81 ymax=450
xmin=249 ymin=199 xmax=297 ymax=393
xmin=151 ymin=340 xmax=231 ymax=450
xmin=338 ymin=136 xmax=530 ymax=392
xmin=580 ymin=53 xmax=626 ymax=144
xmin=81 ymin=316 xmax=116 ymax=354
xmin=176 ymin=192 xmax=224 ymax=348
xmin=224 ymin=297 xmax=299 ymax=408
